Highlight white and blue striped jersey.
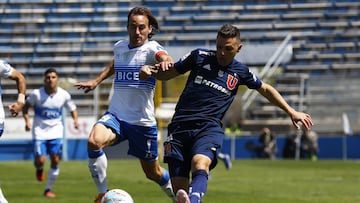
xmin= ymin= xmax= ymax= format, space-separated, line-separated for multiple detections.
xmin=26 ymin=87 xmax=77 ymax=140
xmin=0 ymin=60 xmax=14 ymax=122
xmin=108 ymin=39 xmax=167 ymax=127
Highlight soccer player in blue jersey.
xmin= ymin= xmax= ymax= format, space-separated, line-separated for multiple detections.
xmin=0 ymin=59 xmax=26 ymax=203
xmin=75 ymin=6 xmax=175 ymax=203
xmin=22 ymin=68 xmax=79 ymax=198
xmin=141 ymin=24 xmax=313 ymax=203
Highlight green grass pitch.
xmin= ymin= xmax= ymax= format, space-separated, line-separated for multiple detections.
xmin=0 ymin=159 xmax=360 ymax=203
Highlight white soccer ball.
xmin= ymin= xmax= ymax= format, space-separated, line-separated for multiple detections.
xmin=101 ymin=189 xmax=134 ymax=203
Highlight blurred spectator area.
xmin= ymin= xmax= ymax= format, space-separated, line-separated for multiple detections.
xmin=0 ymin=0 xmax=359 ymax=135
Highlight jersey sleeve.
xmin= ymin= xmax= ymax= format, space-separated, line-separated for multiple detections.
xmin=26 ymin=90 xmax=38 ymax=106
xmin=244 ymin=70 xmax=262 ymax=89
xmin=0 ymin=60 xmax=14 ymax=78
xmin=149 ymin=41 xmax=168 ymax=63
xmin=173 ymin=49 xmax=198 ymax=74
xmin=64 ymin=91 xmax=77 ymax=112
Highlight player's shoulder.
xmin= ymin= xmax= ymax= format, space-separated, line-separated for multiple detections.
xmin=226 ymin=58 xmax=247 ymax=71
xmin=30 ymin=87 xmax=42 ymax=98
xmin=193 ymin=48 xmax=215 ymax=56
xmin=144 ymin=40 xmax=165 ymax=51
xmin=57 ymin=87 xmax=70 ymax=95
xmin=0 ymin=59 xmax=13 ymax=70
xmin=114 ymin=40 xmax=128 ymax=48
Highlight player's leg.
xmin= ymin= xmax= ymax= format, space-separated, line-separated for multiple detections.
xmin=140 ymin=160 xmax=175 ymax=200
xmin=88 ymin=123 xmax=117 ymax=203
xmin=127 ymin=123 xmax=175 ymax=201
xmin=187 ymin=122 xmax=223 ymax=203
xmin=217 ymin=152 xmax=232 ymax=170
xmin=188 ymin=154 xmax=211 ymax=203
xmin=0 ymin=186 xmax=8 ymax=203
xmin=33 ymin=140 xmax=47 ymax=182
xmin=44 ymin=139 xmax=61 ymax=198
xmin=166 ymin=158 xmax=191 ymax=203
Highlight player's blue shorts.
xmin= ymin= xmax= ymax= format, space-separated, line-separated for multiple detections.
xmin=163 ymin=120 xmax=224 ymax=178
xmin=97 ymin=112 xmax=159 ymax=161
xmin=33 ymin=138 xmax=62 ymax=157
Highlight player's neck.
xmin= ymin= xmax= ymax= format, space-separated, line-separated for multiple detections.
xmin=45 ymin=86 xmax=57 ymax=96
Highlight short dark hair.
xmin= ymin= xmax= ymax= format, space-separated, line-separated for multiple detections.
xmin=217 ymin=24 xmax=240 ymax=40
xmin=44 ymin=68 xmax=58 ymax=76
xmin=127 ymin=6 xmax=159 ymax=39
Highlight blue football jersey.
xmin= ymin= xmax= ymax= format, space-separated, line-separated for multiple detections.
xmin=172 ymin=48 xmax=262 ymax=123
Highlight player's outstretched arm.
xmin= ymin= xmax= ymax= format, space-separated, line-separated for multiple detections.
xmin=22 ymin=102 xmax=32 ymax=131
xmin=75 ymin=60 xmax=115 ymax=93
xmin=257 ymin=82 xmax=313 ymax=130
xmin=139 ymin=63 xmax=180 ymax=81
xmin=8 ymin=68 xmax=26 ymax=117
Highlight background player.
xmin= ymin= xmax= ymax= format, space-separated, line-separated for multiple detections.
xmin=22 ymin=68 xmax=79 ymax=198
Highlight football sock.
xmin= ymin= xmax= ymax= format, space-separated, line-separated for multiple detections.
xmin=217 ymin=152 xmax=225 ymax=159
xmin=158 ymin=168 xmax=175 ymax=198
xmin=189 ymin=170 xmax=208 ymax=203
xmin=45 ymin=166 xmax=59 ymax=191
xmin=0 ymin=187 xmax=8 ymax=203
xmin=88 ymin=150 xmax=108 ymax=193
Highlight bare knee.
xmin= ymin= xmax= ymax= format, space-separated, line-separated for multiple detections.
xmin=88 ymin=124 xmax=117 ymax=150
xmin=191 ymin=154 xmax=211 ymax=172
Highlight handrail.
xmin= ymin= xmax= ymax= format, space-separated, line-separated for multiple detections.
xmin=241 ymin=33 xmax=292 ymax=113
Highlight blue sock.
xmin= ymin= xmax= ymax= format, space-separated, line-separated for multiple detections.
xmin=88 ymin=149 xmax=104 ymax=159
xmin=189 ymin=170 xmax=208 ymax=203
xmin=158 ymin=168 xmax=170 ymax=186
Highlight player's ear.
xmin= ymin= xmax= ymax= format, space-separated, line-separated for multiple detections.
xmin=149 ymin=25 xmax=153 ymax=35
xmin=237 ymin=43 xmax=243 ymax=52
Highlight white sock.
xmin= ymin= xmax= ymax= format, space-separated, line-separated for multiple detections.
xmin=0 ymin=187 xmax=9 ymax=203
xmin=217 ymin=152 xmax=225 ymax=159
xmin=46 ymin=167 xmax=60 ymax=191
xmin=88 ymin=153 xmax=108 ymax=193
xmin=161 ymin=180 xmax=175 ymax=200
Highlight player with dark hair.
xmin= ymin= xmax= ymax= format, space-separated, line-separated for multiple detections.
xmin=141 ymin=24 xmax=313 ymax=203
xmin=75 ymin=6 xmax=175 ymax=203
xmin=23 ymin=68 xmax=79 ymax=198
xmin=0 ymin=59 xmax=26 ymax=203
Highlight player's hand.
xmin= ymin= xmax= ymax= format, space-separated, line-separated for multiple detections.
xmin=75 ymin=80 xmax=97 ymax=93
xmin=155 ymin=61 xmax=173 ymax=72
xmin=25 ymin=122 xmax=31 ymax=131
xmin=8 ymin=102 xmax=24 ymax=117
xmin=74 ymin=121 xmax=80 ymax=130
xmin=139 ymin=65 xmax=158 ymax=80
xmin=291 ymin=112 xmax=313 ymax=130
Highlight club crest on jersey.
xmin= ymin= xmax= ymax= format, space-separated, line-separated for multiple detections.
xmin=227 ymin=74 xmax=238 ymax=90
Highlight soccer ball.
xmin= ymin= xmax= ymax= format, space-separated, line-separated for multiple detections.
xmin=101 ymin=189 xmax=134 ymax=203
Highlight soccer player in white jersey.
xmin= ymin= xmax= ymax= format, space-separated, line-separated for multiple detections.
xmin=75 ymin=6 xmax=175 ymax=203
xmin=0 ymin=59 xmax=26 ymax=203
xmin=22 ymin=68 xmax=79 ymax=198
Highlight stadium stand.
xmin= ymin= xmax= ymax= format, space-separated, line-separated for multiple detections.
xmin=0 ymin=0 xmax=359 ymax=135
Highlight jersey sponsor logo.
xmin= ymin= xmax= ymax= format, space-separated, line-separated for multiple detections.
xmin=116 ymin=70 xmax=139 ymax=81
xmin=35 ymin=107 xmax=62 ymax=119
xmin=194 ymin=75 xmax=231 ymax=95
xmin=227 ymin=74 xmax=238 ymax=90
xmin=114 ymin=66 xmax=156 ymax=89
